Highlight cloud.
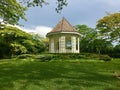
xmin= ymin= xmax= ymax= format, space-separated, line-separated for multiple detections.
xmin=17 ymin=26 xmax=52 ymax=37
xmin=99 ymin=0 xmax=120 ymax=7
xmin=34 ymin=26 xmax=52 ymax=37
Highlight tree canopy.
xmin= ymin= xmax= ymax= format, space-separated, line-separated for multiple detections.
xmin=0 ymin=0 xmax=27 ymax=25
xmin=75 ymin=24 xmax=113 ymax=55
xmin=0 ymin=0 xmax=67 ymax=25
xmin=0 ymin=26 xmax=46 ymax=58
xmin=96 ymin=12 xmax=120 ymax=44
xmin=75 ymin=24 xmax=97 ymax=52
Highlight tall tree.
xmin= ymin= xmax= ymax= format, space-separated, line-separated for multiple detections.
xmin=0 ymin=0 xmax=67 ymax=25
xmin=75 ymin=24 xmax=113 ymax=54
xmin=92 ymin=39 xmax=113 ymax=55
xmin=0 ymin=0 xmax=27 ymax=25
xmin=75 ymin=24 xmax=97 ymax=52
xmin=20 ymin=0 xmax=68 ymax=13
xmin=0 ymin=26 xmax=46 ymax=58
xmin=96 ymin=12 xmax=120 ymax=44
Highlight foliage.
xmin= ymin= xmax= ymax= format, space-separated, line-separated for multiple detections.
xmin=35 ymin=54 xmax=53 ymax=62
xmin=0 ymin=0 xmax=27 ymax=25
xmin=75 ymin=24 xmax=96 ymax=36
xmin=96 ymin=12 xmax=120 ymax=57
xmin=20 ymin=0 xmax=68 ymax=13
xmin=75 ymin=24 xmax=97 ymax=52
xmin=0 ymin=26 xmax=46 ymax=58
xmin=0 ymin=59 xmax=120 ymax=90
xmin=22 ymin=40 xmax=36 ymax=53
xmin=16 ymin=54 xmax=35 ymax=59
xmin=33 ymin=40 xmax=45 ymax=53
xmin=41 ymin=38 xmax=49 ymax=51
xmin=10 ymin=42 xmax=27 ymax=55
xmin=97 ymin=12 xmax=120 ymax=43
xmin=114 ymin=44 xmax=120 ymax=53
xmin=109 ymin=44 xmax=120 ymax=58
xmin=0 ymin=0 xmax=67 ymax=25
xmin=55 ymin=0 xmax=68 ymax=13
xmin=32 ymin=34 xmax=47 ymax=52
xmin=0 ymin=41 xmax=11 ymax=59
xmin=99 ymin=55 xmax=111 ymax=61
xmin=22 ymin=53 xmax=112 ymax=61
xmin=75 ymin=24 xmax=114 ymax=56
xmin=92 ymin=39 xmax=113 ymax=55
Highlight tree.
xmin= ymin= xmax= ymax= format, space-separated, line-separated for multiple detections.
xmin=0 ymin=0 xmax=27 ymax=25
xmin=92 ymin=39 xmax=113 ymax=55
xmin=0 ymin=0 xmax=67 ymax=25
xmin=96 ymin=12 xmax=120 ymax=44
xmin=0 ymin=26 xmax=46 ymax=58
xmin=21 ymin=0 xmax=68 ymax=13
xmin=75 ymin=24 xmax=114 ymax=54
xmin=113 ymin=44 xmax=120 ymax=58
xmin=75 ymin=24 xmax=97 ymax=52
xmin=10 ymin=42 xmax=27 ymax=55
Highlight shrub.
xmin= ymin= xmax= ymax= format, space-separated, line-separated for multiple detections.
xmin=0 ymin=26 xmax=46 ymax=59
xmin=99 ymin=55 xmax=111 ymax=61
xmin=47 ymin=54 xmax=86 ymax=60
xmin=17 ymin=54 xmax=34 ymax=59
xmin=0 ymin=41 xmax=11 ymax=59
xmin=10 ymin=43 xmax=27 ymax=55
xmin=109 ymin=53 xmax=120 ymax=58
xmin=35 ymin=55 xmax=53 ymax=62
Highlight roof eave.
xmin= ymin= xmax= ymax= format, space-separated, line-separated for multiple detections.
xmin=46 ymin=31 xmax=81 ymax=37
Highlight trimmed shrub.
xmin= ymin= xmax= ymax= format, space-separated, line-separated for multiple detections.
xmin=17 ymin=54 xmax=34 ymax=59
xmin=35 ymin=55 xmax=53 ymax=62
xmin=99 ymin=55 xmax=111 ymax=61
xmin=47 ymin=54 xmax=87 ymax=60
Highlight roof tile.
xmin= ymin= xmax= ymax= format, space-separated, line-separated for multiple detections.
xmin=49 ymin=17 xmax=77 ymax=33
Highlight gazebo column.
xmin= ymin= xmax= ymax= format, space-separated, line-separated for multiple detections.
xmin=50 ymin=38 xmax=54 ymax=53
xmin=71 ymin=36 xmax=76 ymax=53
xmin=59 ymin=36 xmax=66 ymax=53
xmin=78 ymin=38 xmax=80 ymax=53
xmin=76 ymin=37 xmax=80 ymax=53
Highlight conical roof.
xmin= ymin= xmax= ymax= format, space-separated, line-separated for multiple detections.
xmin=47 ymin=17 xmax=80 ymax=36
xmin=46 ymin=17 xmax=80 ymax=36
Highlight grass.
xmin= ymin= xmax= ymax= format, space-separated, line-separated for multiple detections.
xmin=0 ymin=59 xmax=120 ymax=90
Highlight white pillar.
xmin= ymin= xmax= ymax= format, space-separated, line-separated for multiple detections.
xmin=77 ymin=38 xmax=80 ymax=53
xmin=71 ymin=36 xmax=76 ymax=53
xmin=59 ymin=36 xmax=66 ymax=53
xmin=50 ymin=38 xmax=54 ymax=53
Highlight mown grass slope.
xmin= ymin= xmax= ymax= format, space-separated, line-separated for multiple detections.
xmin=0 ymin=59 xmax=120 ymax=90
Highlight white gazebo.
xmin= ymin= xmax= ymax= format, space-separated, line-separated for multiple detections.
xmin=46 ymin=17 xmax=80 ymax=53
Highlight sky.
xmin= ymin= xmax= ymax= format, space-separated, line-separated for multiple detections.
xmin=19 ymin=0 xmax=120 ymax=37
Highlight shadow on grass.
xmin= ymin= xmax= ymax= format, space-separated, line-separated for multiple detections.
xmin=0 ymin=60 xmax=120 ymax=90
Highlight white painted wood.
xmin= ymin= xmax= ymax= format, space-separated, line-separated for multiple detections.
xmin=59 ymin=36 xmax=66 ymax=53
xmin=50 ymin=38 xmax=54 ymax=53
xmin=71 ymin=36 xmax=76 ymax=53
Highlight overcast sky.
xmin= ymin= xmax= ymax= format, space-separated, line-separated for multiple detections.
xmin=19 ymin=0 xmax=120 ymax=37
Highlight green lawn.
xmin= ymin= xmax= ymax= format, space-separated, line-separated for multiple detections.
xmin=0 ymin=59 xmax=120 ymax=90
